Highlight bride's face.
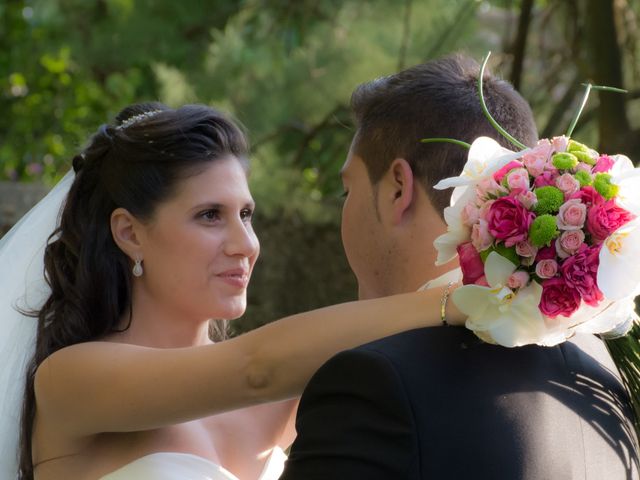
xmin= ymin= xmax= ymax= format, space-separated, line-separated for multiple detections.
xmin=138 ymin=156 xmax=259 ymax=321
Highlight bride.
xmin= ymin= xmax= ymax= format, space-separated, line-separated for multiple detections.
xmin=1 ymin=102 xmax=462 ymax=480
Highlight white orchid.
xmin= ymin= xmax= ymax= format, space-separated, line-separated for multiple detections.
xmin=433 ymin=136 xmax=526 ymax=191
xmin=432 ymin=137 xmax=526 ymax=266
xmin=608 ymin=155 xmax=640 ymax=215
xmin=433 ymin=186 xmax=474 ymax=265
xmin=597 ymin=218 xmax=640 ymax=301
xmin=451 ymin=252 xmax=546 ymax=347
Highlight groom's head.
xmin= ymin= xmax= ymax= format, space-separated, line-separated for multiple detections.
xmin=341 ymin=54 xmax=538 ymax=299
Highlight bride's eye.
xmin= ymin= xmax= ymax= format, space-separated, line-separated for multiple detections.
xmin=199 ymin=209 xmax=220 ymax=222
xmin=240 ymin=208 xmax=253 ymax=222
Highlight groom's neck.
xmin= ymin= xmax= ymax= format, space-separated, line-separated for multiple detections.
xmin=358 ymin=255 xmax=458 ymax=300
xmin=387 ymin=220 xmax=456 ymax=295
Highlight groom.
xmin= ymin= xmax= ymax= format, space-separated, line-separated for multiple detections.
xmin=280 ymin=55 xmax=640 ymax=479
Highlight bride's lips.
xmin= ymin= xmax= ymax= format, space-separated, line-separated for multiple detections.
xmin=216 ymin=268 xmax=250 ymax=288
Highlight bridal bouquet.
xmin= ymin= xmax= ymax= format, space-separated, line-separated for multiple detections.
xmin=431 ymin=54 xmax=640 ymax=347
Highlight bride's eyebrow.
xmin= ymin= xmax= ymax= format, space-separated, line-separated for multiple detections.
xmin=190 ymin=200 xmax=255 ymax=212
xmin=191 ymin=202 xmax=224 ymax=212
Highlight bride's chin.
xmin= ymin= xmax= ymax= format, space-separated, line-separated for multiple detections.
xmin=212 ymin=300 xmax=247 ymax=321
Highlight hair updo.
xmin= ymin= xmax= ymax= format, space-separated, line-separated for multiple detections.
xmin=18 ymin=102 xmax=249 ymax=479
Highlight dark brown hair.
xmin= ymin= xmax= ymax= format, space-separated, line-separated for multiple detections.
xmin=19 ymin=102 xmax=248 ymax=479
xmin=350 ymin=54 xmax=538 ymax=215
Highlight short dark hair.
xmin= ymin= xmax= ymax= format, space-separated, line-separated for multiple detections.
xmin=350 ymin=54 xmax=538 ymax=215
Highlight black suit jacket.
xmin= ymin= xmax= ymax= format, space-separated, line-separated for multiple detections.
xmin=281 ymin=327 xmax=639 ymax=479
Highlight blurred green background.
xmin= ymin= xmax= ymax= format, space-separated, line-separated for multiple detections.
xmin=1 ymin=0 xmax=639 ymax=332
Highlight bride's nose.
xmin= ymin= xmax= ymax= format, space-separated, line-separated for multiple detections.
xmin=224 ymin=216 xmax=259 ymax=258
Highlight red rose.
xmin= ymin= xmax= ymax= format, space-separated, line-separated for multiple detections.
xmin=569 ymin=186 xmax=605 ymax=207
xmin=539 ymin=277 xmax=581 ymax=318
xmin=487 ymin=196 xmax=535 ymax=247
xmin=535 ymin=245 xmax=556 ymax=261
xmin=457 ymin=242 xmax=485 ymax=285
xmin=560 ymin=244 xmax=603 ymax=307
xmin=586 ymin=200 xmax=635 ymax=242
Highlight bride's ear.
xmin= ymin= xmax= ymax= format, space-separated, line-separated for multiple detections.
xmin=110 ymin=208 xmax=145 ymax=260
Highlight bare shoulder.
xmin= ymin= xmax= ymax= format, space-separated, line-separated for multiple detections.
xmin=33 ymin=341 xmax=164 ymax=436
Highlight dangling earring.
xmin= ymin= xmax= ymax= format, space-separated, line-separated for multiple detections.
xmin=132 ymin=257 xmax=144 ymax=277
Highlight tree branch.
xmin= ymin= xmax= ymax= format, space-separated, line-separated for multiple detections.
xmin=510 ymin=0 xmax=535 ymax=91
xmin=293 ymin=104 xmax=349 ymax=165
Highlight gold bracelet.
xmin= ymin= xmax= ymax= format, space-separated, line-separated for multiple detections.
xmin=440 ymin=281 xmax=455 ymax=326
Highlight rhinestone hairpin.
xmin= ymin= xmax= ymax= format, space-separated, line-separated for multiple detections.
xmin=116 ymin=110 xmax=163 ymax=130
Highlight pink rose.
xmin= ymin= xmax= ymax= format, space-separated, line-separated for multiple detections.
xmin=552 ymin=136 xmax=569 ymax=152
xmin=586 ymin=200 xmax=636 ymax=242
xmin=493 ymin=161 xmax=523 ymax=183
xmin=551 ymin=135 xmax=569 ymax=152
xmin=516 ymin=240 xmax=538 ymax=258
xmin=592 ymin=155 xmax=615 ymax=173
xmin=523 ymin=140 xmax=554 ymax=176
xmin=457 ymin=242 xmax=485 ymax=285
xmin=575 ymin=162 xmax=592 ymax=174
xmin=555 ymin=230 xmax=585 ymax=259
xmin=523 ymin=155 xmax=547 ymax=177
xmin=536 ymin=259 xmax=558 ymax=279
xmin=569 ymin=186 xmax=604 ymax=207
xmin=556 ymin=199 xmax=587 ymax=231
xmin=534 ymin=169 xmax=560 ymax=188
xmin=555 ymin=173 xmax=580 ymax=197
xmin=560 ymin=244 xmax=603 ymax=307
xmin=476 ymin=178 xmax=507 ymax=200
xmin=516 ymin=190 xmax=537 ymax=210
xmin=461 ymin=203 xmax=480 ymax=227
xmin=523 ymin=153 xmax=548 ymax=177
xmin=536 ymin=245 xmax=556 ymax=261
xmin=539 ymin=277 xmax=581 ymax=318
xmin=506 ymin=168 xmax=530 ymax=191
xmin=471 ymin=219 xmax=494 ymax=252
xmin=507 ymin=270 xmax=530 ymax=290
xmin=487 ymin=196 xmax=536 ymax=247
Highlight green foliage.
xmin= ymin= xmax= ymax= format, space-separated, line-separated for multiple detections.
xmin=606 ymin=321 xmax=640 ymax=438
xmin=2 ymin=0 xmax=483 ymax=202
xmin=551 ymin=152 xmax=579 ymax=170
xmin=480 ymin=243 xmax=519 ymax=267
xmin=574 ymin=169 xmax=593 ymax=187
xmin=533 ymin=186 xmax=564 ymax=215
xmin=1 ymin=0 xmax=240 ymax=184
xmin=529 ymin=214 xmax=559 ymax=247
xmin=593 ymin=172 xmax=619 ymax=199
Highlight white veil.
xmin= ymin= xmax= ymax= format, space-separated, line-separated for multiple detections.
xmin=0 ymin=171 xmax=74 ymax=478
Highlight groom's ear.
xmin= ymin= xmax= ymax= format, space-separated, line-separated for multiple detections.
xmin=384 ymin=158 xmax=415 ymax=226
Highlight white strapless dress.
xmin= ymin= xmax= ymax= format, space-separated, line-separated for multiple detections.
xmin=100 ymin=447 xmax=287 ymax=480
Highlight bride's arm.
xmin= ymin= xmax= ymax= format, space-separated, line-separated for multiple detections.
xmin=242 ymin=285 xmax=463 ymax=401
xmin=35 ymin=284 xmax=463 ymax=436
